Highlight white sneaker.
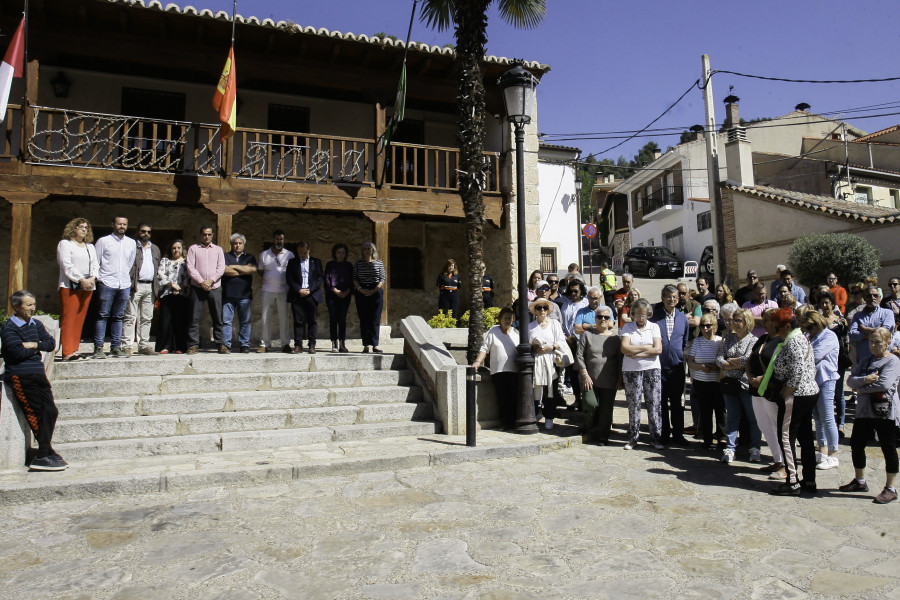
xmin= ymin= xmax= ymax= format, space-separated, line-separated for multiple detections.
xmin=815 ymin=451 xmax=825 ymax=464
xmin=816 ymin=455 xmax=839 ymax=470
xmin=544 ymin=419 xmax=554 ymax=430
xmin=720 ymin=449 xmax=735 ymax=463
xmin=623 ymin=442 xmax=634 ymax=450
xmin=563 ymin=386 xmax=574 ymax=395
xmin=749 ymin=448 xmax=761 ymax=463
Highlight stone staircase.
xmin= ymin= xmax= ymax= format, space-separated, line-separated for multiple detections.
xmin=50 ymin=352 xmax=436 ymax=463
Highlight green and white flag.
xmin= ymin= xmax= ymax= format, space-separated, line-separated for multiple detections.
xmin=380 ymin=62 xmax=407 ymax=154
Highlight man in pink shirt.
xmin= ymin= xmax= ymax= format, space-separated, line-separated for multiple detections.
xmin=185 ymin=225 xmax=227 ymax=354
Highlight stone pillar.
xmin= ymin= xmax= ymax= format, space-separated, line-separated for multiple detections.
xmin=204 ymin=202 xmax=246 ymax=248
xmin=3 ymin=192 xmax=46 ymax=313
xmin=363 ymin=211 xmax=399 ymax=328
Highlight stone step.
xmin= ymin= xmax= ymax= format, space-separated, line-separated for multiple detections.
xmin=53 ymin=402 xmax=433 ymax=444
xmin=52 ymin=352 xmax=406 ymax=379
xmin=51 ymin=368 xmax=415 ymax=399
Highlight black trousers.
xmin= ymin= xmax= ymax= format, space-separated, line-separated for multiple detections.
xmin=4 ymin=374 xmax=58 ymax=457
xmin=693 ymin=378 xmax=725 ymax=446
xmin=660 ymin=362 xmax=686 ymax=441
xmin=188 ymin=286 xmax=224 ymax=347
xmin=156 ymin=294 xmax=189 ymax=352
xmin=355 ymin=289 xmax=383 ymax=347
xmin=325 ymin=294 xmax=352 ymax=342
xmin=776 ymin=393 xmax=817 ymax=485
xmin=491 ymin=372 xmax=517 ymax=430
xmin=438 ymin=291 xmax=459 ymax=317
xmin=291 ymin=295 xmax=319 ymax=347
xmin=851 ymin=418 xmax=899 ymax=473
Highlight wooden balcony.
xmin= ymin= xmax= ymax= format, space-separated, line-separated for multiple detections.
xmin=8 ymin=106 xmax=501 ymax=195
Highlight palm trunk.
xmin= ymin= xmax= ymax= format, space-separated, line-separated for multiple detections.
xmin=453 ymin=0 xmax=490 ymax=363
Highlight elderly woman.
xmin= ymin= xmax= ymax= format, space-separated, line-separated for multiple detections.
xmin=56 ymin=218 xmax=99 ymax=360
xmin=353 ymin=242 xmax=386 ymax=353
xmin=619 ymin=298 xmax=663 ymax=450
xmin=717 ymin=308 xmax=762 ymax=463
xmin=820 ymin=292 xmax=850 ymax=436
xmin=155 ymin=239 xmax=190 ymax=354
xmin=764 ymin=308 xmax=820 ymax=496
xmin=472 ymin=307 xmax=519 ymax=430
xmin=529 ymin=298 xmax=566 ymax=430
xmin=561 ymin=279 xmax=589 ymax=406
xmin=799 ymin=309 xmax=841 ymax=470
xmin=841 ymin=328 xmax=900 ymax=504
xmin=688 ymin=313 xmax=724 ymax=451
xmin=576 ymin=304 xmax=622 ymax=445
xmin=436 ymin=259 xmax=461 ymax=317
xmin=747 ymin=308 xmax=785 ymax=478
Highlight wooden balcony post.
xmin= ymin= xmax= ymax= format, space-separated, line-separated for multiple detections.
xmin=19 ymin=60 xmax=39 ymax=164
xmin=3 ymin=192 xmax=47 ymax=313
xmin=204 ymin=201 xmax=246 ymax=249
xmin=363 ymin=211 xmax=399 ymax=326
xmin=374 ymin=102 xmax=386 ymax=187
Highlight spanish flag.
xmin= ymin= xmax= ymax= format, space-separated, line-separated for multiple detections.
xmin=212 ymin=46 xmax=236 ymax=141
xmin=0 ymin=17 xmax=25 ymax=124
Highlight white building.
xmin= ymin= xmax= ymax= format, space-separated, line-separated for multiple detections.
xmin=537 ymin=143 xmax=582 ymax=276
xmin=613 ymin=101 xmax=867 ymax=265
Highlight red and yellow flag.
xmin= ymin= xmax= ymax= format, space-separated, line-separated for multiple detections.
xmin=212 ymin=46 xmax=236 ymax=141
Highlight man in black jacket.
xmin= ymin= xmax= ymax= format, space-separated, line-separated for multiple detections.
xmin=286 ymin=241 xmax=324 ymax=354
xmin=1 ymin=290 xmax=66 ymax=471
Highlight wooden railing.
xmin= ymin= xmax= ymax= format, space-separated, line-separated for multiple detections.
xmin=14 ymin=106 xmax=500 ymax=193
xmin=386 ymin=142 xmax=501 ymax=194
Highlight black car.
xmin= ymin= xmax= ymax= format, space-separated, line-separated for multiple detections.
xmin=699 ymin=245 xmax=715 ymax=277
xmin=623 ymin=246 xmax=684 ymax=278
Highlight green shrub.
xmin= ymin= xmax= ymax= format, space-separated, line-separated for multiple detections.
xmin=458 ymin=306 xmax=501 ymax=329
xmin=427 ymin=310 xmax=458 ymax=328
xmin=788 ymin=233 xmax=881 ymax=288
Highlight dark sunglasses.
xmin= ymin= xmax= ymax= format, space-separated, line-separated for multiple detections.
xmin=700 ymin=324 xmax=714 ymax=329
xmin=702 ymin=307 xmax=717 ymax=313
xmin=678 ymin=291 xmax=687 ymax=296
xmin=597 ymin=315 xmax=612 ymax=321
xmin=826 ymin=277 xmax=836 ymax=281
xmin=547 ymin=280 xmax=559 ymax=284
xmin=865 ymin=293 xmax=879 ymax=299
xmin=537 ymin=286 xmax=550 ymax=292
xmin=891 ymin=281 xmax=900 ymax=286
xmin=534 ymin=305 xmax=550 ymax=312
xmin=139 ymin=229 xmax=151 ymax=234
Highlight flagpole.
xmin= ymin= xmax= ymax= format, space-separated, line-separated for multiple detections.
xmin=379 ymin=0 xmax=418 ymax=183
xmin=231 ymin=0 xmax=237 ymax=45
xmin=22 ymin=0 xmax=28 ymax=107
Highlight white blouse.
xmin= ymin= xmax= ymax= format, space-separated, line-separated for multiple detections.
xmin=620 ymin=320 xmax=662 ymax=372
xmin=479 ymin=325 xmax=519 ymax=374
xmin=57 ymin=239 xmax=99 ymax=290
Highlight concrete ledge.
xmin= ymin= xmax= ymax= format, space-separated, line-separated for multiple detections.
xmin=163 ymin=462 xmax=295 ymax=491
xmin=400 ymin=316 xmax=466 ymax=435
xmin=0 ymin=472 xmax=162 ymax=505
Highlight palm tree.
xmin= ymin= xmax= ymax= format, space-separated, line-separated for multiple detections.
xmin=420 ymin=0 xmax=545 ymax=361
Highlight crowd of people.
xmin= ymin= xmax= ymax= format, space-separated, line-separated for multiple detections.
xmin=473 ymin=264 xmax=900 ymax=504
xmin=55 ymin=216 xmax=388 ymax=358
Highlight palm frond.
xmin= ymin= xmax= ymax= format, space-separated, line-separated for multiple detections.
xmin=497 ymin=0 xmax=546 ymax=29
xmin=419 ymin=0 xmax=455 ymax=31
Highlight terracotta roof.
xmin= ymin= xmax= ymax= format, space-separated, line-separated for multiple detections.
xmin=723 ymin=184 xmax=900 ymax=223
xmin=853 ymin=124 xmax=900 ymax=143
xmin=106 ymin=0 xmax=550 ymax=72
xmin=539 ymin=143 xmax=582 ymax=153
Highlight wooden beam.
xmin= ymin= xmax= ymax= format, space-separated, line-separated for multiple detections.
xmin=2 ymin=192 xmax=47 ymax=313
xmin=202 ymin=201 xmax=247 ymax=248
xmin=374 ymin=102 xmax=386 ymax=187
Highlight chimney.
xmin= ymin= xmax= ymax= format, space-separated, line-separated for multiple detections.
xmin=689 ymin=124 xmax=704 ymax=142
xmin=653 ymin=149 xmax=662 ymax=160
xmin=724 ymin=97 xmax=754 ymax=187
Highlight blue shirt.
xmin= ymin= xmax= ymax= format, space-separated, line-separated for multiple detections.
xmin=561 ymin=297 xmax=587 ymax=337
xmin=574 ymin=305 xmax=597 ymax=330
xmin=849 ymin=306 xmax=896 ymax=365
xmin=809 ymin=328 xmax=839 ymax=385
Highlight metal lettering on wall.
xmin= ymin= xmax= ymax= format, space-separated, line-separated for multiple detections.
xmin=236 ymin=141 xmax=365 ymax=182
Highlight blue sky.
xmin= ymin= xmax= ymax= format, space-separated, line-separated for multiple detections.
xmin=201 ymin=0 xmax=900 ymax=162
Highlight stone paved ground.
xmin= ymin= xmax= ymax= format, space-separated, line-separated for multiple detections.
xmin=1 ymin=415 xmax=898 ymax=600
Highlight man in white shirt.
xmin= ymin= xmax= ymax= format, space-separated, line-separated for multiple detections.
xmin=92 ymin=215 xmax=136 ymax=359
xmin=256 ymin=230 xmax=294 ymax=352
xmin=123 ymin=222 xmax=161 ymax=356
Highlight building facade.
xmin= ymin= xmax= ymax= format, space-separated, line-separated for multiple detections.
xmin=536 ymin=143 xmax=580 ymax=277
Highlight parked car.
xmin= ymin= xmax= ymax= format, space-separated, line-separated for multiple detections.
xmin=623 ymin=246 xmax=684 ymax=278
xmin=699 ymin=245 xmax=714 ymax=277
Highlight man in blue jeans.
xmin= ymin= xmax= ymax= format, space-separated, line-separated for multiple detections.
xmin=222 ymin=233 xmax=258 ymax=353
xmin=92 ymin=215 xmax=136 ymax=359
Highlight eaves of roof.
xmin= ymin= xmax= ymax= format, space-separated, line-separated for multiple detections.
xmin=723 ymin=184 xmax=900 ymax=224
xmin=107 ymin=0 xmax=550 ymax=73
xmin=853 ymin=124 xmax=900 ymax=143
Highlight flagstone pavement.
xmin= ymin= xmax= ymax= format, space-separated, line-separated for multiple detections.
xmin=1 ymin=419 xmax=898 ymax=600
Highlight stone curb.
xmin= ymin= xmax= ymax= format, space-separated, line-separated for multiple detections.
xmin=0 ymin=434 xmax=581 ymax=505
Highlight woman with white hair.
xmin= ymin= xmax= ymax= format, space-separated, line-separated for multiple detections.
xmin=353 ymin=242 xmax=386 ymax=353
xmin=576 ymin=304 xmax=623 ymax=444
xmin=619 ymin=298 xmax=664 ymax=449
xmin=529 ymin=297 xmax=567 ymax=430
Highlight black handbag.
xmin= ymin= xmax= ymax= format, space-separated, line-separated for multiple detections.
xmin=721 ymin=376 xmax=742 ymax=395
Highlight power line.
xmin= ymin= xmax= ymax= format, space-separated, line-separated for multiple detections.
xmin=713 ymin=70 xmax=900 ymax=84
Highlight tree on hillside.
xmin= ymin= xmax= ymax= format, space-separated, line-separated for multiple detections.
xmin=632 ymin=141 xmax=660 ymax=168
xmin=788 ymin=233 xmax=881 ymax=289
xmin=420 ymin=0 xmax=546 ymax=361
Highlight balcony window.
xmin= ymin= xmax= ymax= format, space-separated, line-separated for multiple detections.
xmin=697 ymin=210 xmax=711 ymax=232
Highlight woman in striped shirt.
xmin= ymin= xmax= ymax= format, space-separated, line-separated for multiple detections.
xmin=353 ymin=242 xmax=386 ymax=353
xmin=687 ymin=313 xmax=724 ymax=453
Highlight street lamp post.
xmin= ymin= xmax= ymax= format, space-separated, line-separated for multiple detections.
xmin=500 ymin=64 xmax=539 ymax=434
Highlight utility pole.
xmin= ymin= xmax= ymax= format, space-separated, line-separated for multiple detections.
xmin=702 ymin=54 xmax=726 ymax=284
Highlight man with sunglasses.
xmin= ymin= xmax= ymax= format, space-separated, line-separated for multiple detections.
xmin=881 ymin=277 xmax=900 ymax=322
xmin=850 ymin=285 xmax=896 ymax=366
xmin=545 ymin=275 xmax=563 ymax=307
xmin=735 ymin=269 xmax=759 ymax=308
xmin=123 ymin=223 xmax=161 ymax=356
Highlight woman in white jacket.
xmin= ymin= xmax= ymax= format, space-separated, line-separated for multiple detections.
xmin=56 ymin=218 xmax=99 ymax=360
xmin=529 ymin=298 xmax=566 ymax=430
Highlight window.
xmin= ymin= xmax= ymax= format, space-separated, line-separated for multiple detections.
xmin=268 ymin=104 xmax=310 ymax=148
xmin=121 ymin=88 xmax=186 ymax=121
xmin=387 ymin=119 xmax=426 ymax=186
xmin=854 ymin=186 xmax=872 ymax=204
xmin=890 ymin=189 xmax=900 ymax=209
xmin=697 ymin=210 xmax=712 ymax=232
xmin=389 ymin=247 xmax=422 ymax=289
xmin=540 ymin=247 xmax=557 ymax=274
xmin=120 ymin=88 xmax=187 ymax=164
xmin=647 ymin=238 xmax=655 ymax=247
